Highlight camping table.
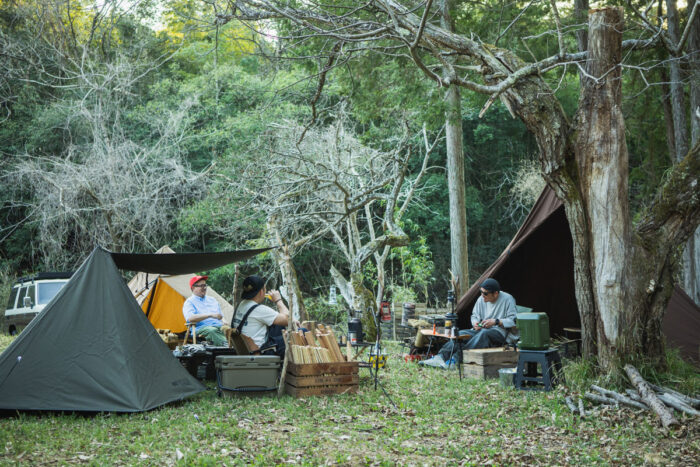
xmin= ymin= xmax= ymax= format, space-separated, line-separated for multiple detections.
xmin=419 ymin=329 xmax=471 ymax=380
xmin=419 ymin=329 xmax=470 ymax=351
xmin=350 ymin=341 xmax=372 ymax=366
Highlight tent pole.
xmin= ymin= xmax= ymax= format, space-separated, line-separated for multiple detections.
xmin=145 ymin=278 xmax=159 ymax=319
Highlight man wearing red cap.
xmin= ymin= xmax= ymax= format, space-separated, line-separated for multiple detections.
xmin=182 ymin=275 xmax=227 ymax=346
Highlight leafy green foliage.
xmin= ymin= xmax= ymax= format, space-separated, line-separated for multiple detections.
xmin=0 ymin=0 xmax=687 ymax=337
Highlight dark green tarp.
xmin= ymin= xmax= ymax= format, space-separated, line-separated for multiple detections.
xmin=111 ymin=247 xmax=271 ymax=275
xmin=0 ymin=247 xmax=206 ymax=412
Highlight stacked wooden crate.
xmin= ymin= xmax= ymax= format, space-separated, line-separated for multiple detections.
xmin=157 ymin=328 xmax=179 ymax=349
xmin=462 ymin=347 xmax=519 ymax=379
xmin=285 ymin=324 xmax=359 ymax=397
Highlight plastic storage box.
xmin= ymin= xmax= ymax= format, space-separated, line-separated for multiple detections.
xmin=215 ymin=355 xmax=281 ymax=396
xmin=516 ymin=312 xmax=550 ymax=350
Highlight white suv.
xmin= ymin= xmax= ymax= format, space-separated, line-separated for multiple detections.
xmin=5 ymin=272 xmax=72 ymax=335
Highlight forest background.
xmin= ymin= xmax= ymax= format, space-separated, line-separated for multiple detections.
xmin=0 ymin=0 xmax=692 ymax=325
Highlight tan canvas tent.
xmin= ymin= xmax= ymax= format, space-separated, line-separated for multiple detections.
xmin=455 ymin=186 xmax=700 ymax=365
xmin=127 ymin=246 xmax=235 ymax=333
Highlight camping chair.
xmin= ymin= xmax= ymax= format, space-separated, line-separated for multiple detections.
xmin=182 ymin=322 xmax=197 ymax=345
xmin=223 ymin=327 xmax=276 ymax=355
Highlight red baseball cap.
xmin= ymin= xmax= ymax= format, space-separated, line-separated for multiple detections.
xmin=189 ymin=275 xmax=209 ymax=288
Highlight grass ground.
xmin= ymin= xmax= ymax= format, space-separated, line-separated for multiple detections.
xmin=0 ymin=334 xmax=698 ymax=466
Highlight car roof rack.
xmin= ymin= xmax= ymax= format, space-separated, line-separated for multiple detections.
xmin=16 ymin=272 xmax=74 ymax=283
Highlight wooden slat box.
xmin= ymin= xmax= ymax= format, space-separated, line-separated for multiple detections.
xmin=285 ymin=361 xmax=359 ymax=397
xmin=462 ymin=362 xmax=516 ymax=379
xmin=462 ymin=348 xmax=518 ymax=365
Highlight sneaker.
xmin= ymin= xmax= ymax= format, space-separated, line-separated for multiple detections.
xmin=421 ymin=355 xmax=446 ymax=368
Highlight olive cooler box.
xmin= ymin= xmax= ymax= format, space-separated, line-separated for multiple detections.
xmin=516 ymin=312 xmax=550 ymax=350
xmin=215 ymin=355 xmax=281 ymax=396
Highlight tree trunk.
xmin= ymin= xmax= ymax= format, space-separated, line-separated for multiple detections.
xmin=267 ymin=216 xmax=308 ymax=322
xmin=277 ymin=245 xmax=308 ymax=322
xmin=684 ymin=0 xmax=700 ymax=304
xmin=232 ymin=263 xmax=240 ymax=310
xmin=573 ymin=7 xmax=630 ymax=368
xmin=574 ymin=0 xmax=589 ymax=89
xmin=665 ymin=0 xmax=689 ymax=163
xmin=441 ymin=0 xmax=469 ymax=297
xmin=574 ymin=0 xmax=588 ymax=54
xmin=351 ymin=271 xmax=378 ymax=341
xmin=329 ymin=266 xmax=377 ymax=341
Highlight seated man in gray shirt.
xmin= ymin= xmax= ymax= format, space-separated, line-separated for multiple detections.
xmin=422 ymin=278 xmax=517 ymax=368
xmin=461 ymin=278 xmax=517 ymax=349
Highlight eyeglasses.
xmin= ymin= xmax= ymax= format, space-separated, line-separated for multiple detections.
xmin=193 ymin=284 xmax=207 ymax=289
xmin=480 ymin=290 xmax=493 ymax=296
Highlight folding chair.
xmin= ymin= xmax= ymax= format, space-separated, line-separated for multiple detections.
xmin=223 ymin=327 xmax=276 ymax=355
xmin=182 ymin=322 xmax=197 ymax=345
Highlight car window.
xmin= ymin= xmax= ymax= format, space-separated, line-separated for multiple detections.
xmin=6 ymin=287 xmax=18 ymax=309
xmin=37 ymin=281 xmax=68 ymax=305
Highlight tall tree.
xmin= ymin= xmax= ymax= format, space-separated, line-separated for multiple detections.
xmin=665 ymin=0 xmax=699 ymax=305
xmin=217 ymin=118 xmax=438 ymax=337
xmin=216 ymin=1 xmax=700 ymax=371
xmin=440 ymin=0 xmax=469 ymax=297
xmin=684 ymin=0 xmax=700 ymax=304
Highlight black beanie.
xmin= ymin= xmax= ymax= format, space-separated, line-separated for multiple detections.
xmin=480 ymin=278 xmax=501 ymax=292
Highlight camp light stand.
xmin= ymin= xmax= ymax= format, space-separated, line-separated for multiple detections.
xmin=445 ymin=289 xmax=463 ymax=380
xmin=368 ymin=305 xmax=399 ymax=410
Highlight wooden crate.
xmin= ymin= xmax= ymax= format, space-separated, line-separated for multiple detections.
xmin=462 ymin=362 xmax=516 ymax=379
xmin=285 ymin=361 xmax=359 ymax=397
xmin=462 ymin=348 xmax=518 ymax=365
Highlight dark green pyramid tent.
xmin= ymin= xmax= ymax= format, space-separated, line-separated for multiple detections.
xmin=0 ymin=246 xmax=269 ymax=412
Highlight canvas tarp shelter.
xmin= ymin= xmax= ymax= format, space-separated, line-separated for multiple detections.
xmin=0 ymin=245 xmax=269 ymax=412
xmin=127 ymin=246 xmax=235 ymax=334
xmin=455 ymin=186 xmax=700 ymax=364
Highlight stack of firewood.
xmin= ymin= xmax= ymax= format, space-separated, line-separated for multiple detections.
xmin=286 ymin=324 xmax=346 ymax=364
xmin=567 ymin=364 xmax=699 ymax=429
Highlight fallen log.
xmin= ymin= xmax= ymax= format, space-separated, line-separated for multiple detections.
xmin=649 ymin=383 xmax=700 ymax=409
xmin=624 ymin=364 xmax=679 ymax=429
xmin=625 ymin=389 xmax=644 ymax=403
xmin=658 ymin=393 xmax=700 ymax=416
xmin=591 ymin=384 xmax=648 ymax=410
xmin=565 ymin=396 xmax=578 ymax=414
xmin=578 ymin=398 xmax=585 ymax=418
xmin=585 ymin=391 xmax=618 ymax=406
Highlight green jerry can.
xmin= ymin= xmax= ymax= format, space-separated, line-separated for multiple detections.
xmin=516 ymin=312 xmax=550 ymax=350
